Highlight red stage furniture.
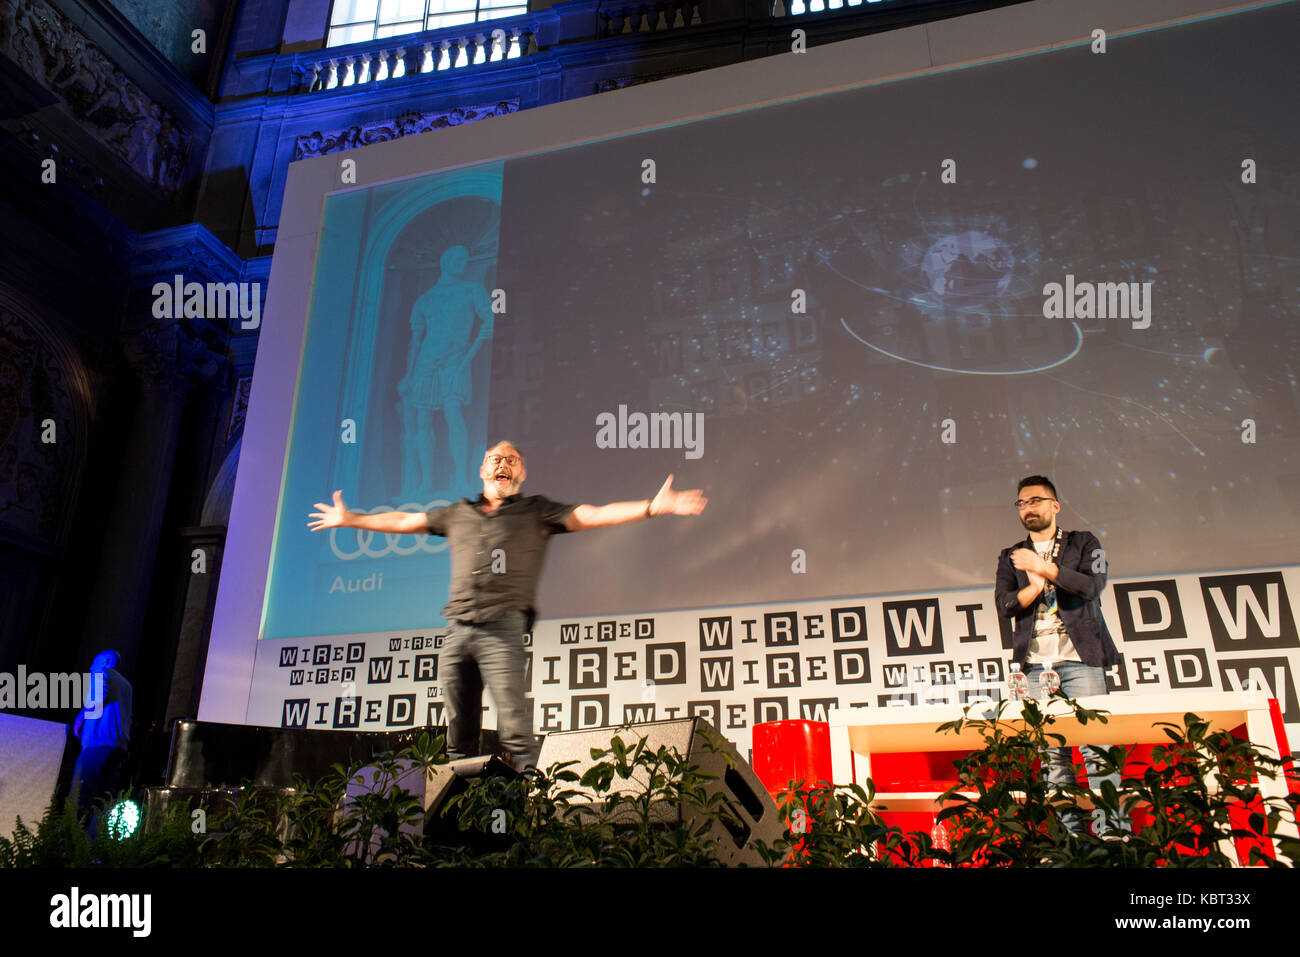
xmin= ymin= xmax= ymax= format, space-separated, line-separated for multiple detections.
xmin=1267 ymin=697 xmax=1299 ymax=797
xmin=828 ymin=691 xmax=1298 ymax=863
xmin=751 ymin=719 xmax=834 ymax=800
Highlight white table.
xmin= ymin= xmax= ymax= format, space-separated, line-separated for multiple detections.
xmin=828 ymin=691 xmax=1297 ymax=853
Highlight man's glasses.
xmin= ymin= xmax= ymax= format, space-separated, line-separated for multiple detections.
xmin=486 ymin=454 xmax=521 ymax=467
xmin=1014 ymin=496 xmax=1056 ymax=509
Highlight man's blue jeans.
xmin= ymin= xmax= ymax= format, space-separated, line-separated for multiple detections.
xmin=441 ymin=612 xmax=540 ymax=769
xmin=1022 ymin=661 xmax=1130 ymax=835
xmin=70 ymin=745 xmax=127 ymax=819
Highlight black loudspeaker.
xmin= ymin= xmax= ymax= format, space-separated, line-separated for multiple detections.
xmin=422 ymin=756 xmax=517 ymax=852
xmin=536 ymin=718 xmax=783 ymax=866
xmin=339 ymin=756 xmax=516 ymax=859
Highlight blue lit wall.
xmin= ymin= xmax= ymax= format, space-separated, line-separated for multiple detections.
xmin=262 ymin=165 xmax=503 ymax=639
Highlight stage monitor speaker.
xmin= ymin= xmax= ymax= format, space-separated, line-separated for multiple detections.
xmin=536 ymin=718 xmax=783 ymax=866
xmin=422 ymin=756 xmax=516 ymax=852
xmin=339 ymin=756 xmax=516 ymax=860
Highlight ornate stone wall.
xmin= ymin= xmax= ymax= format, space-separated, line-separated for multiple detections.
xmin=0 ymin=286 xmax=91 ymax=546
xmin=1 ymin=0 xmax=194 ymax=192
xmin=290 ymin=101 xmax=520 ymax=160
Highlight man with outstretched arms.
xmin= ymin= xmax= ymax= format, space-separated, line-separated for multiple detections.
xmin=309 ymin=441 xmax=706 ymax=769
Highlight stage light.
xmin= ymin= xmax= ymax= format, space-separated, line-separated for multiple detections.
xmin=106 ymin=799 xmax=141 ymax=840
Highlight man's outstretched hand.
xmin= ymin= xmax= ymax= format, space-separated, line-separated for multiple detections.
xmin=649 ymin=475 xmax=707 ymax=517
xmin=308 ymin=490 xmax=350 ymax=530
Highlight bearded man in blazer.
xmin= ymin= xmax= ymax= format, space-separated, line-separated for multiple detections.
xmin=994 ymin=474 xmax=1128 ymax=836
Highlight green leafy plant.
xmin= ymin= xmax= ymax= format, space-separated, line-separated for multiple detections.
xmin=0 ymin=797 xmax=93 ymax=868
xmin=4 ymin=707 xmax=1292 ymax=868
xmin=569 ymin=731 xmax=731 ymax=866
xmin=754 ymin=779 xmax=932 ymax=868
xmin=276 ymin=771 xmax=350 ymax=866
xmin=0 ymin=789 xmax=204 ymax=868
xmin=199 ymin=784 xmax=292 ymax=867
xmin=931 ymin=696 xmax=1299 ymax=868
xmin=1087 ymin=714 xmax=1300 ymax=867
xmin=433 ymin=730 xmax=737 ymax=866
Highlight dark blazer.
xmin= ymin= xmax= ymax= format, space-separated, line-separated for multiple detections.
xmin=994 ymin=529 xmax=1119 ymax=668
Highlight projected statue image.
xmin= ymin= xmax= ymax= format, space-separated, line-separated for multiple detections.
xmin=398 ymin=245 xmax=494 ymax=496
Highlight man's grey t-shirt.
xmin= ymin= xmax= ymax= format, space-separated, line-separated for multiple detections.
xmin=425 ymin=494 xmax=575 ymax=623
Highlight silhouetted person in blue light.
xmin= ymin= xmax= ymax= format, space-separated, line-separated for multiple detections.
xmin=70 ymin=649 xmax=132 ymax=829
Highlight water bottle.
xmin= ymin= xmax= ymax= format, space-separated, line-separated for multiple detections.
xmin=1007 ymin=662 xmax=1028 ymax=701
xmin=930 ymin=820 xmax=950 ymax=866
xmin=1039 ymin=660 xmax=1061 ymax=698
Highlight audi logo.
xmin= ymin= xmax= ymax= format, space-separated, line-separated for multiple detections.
xmin=328 ymin=500 xmax=451 ymax=560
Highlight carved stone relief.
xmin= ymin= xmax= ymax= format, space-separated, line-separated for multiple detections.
xmin=0 ymin=0 xmax=193 ymax=192
xmin=0 ymin=295 xmax=90 ymax=543
xmin=291 ymin=102 xmax=519 ymax=160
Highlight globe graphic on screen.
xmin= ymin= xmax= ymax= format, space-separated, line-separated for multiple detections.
xmin=919 ymin=230 xmax=1015 ymax=307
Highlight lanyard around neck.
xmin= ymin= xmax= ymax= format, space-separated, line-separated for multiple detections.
xmin=1027 ymin=527 xmax=1064 ymax=613
xmin=1026 ymin=526 xmax=1064 ymax=564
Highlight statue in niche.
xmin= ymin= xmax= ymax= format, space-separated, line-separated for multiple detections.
xmin=397 ymin=246 xmax=493 ymax=498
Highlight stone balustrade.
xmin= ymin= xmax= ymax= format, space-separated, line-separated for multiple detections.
xmin=297 ymin=14 xmax=540 ymax=93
